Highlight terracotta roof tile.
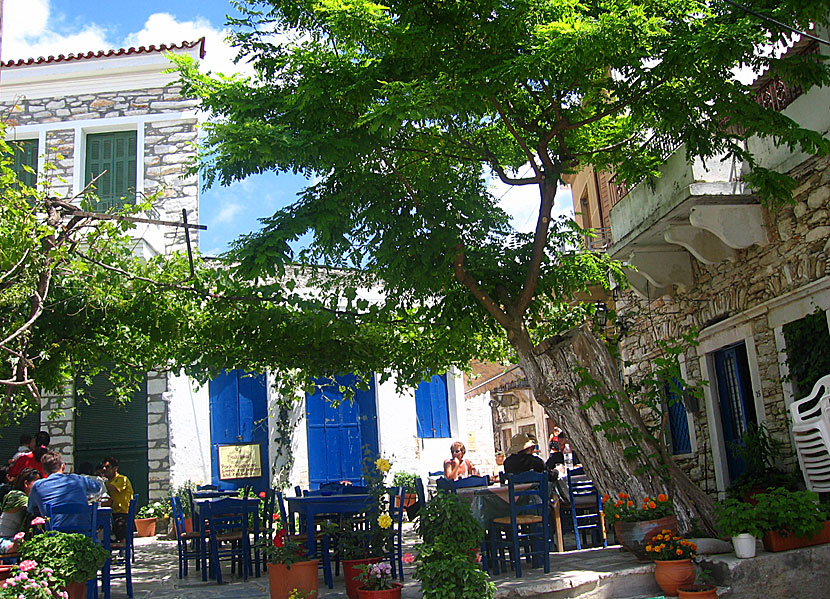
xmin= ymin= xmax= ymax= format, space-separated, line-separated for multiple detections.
xmin=1 ymin=38 xmax=205 ymax=68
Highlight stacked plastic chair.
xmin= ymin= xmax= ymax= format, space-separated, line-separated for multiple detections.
xmin=790 ymin=374 xmax=830 ymax=492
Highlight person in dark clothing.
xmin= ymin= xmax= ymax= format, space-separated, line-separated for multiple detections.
xmin=503 ymin=432 xmax=546 ymax=474
xmin=0 ymin=465 xmax=12 ymax=505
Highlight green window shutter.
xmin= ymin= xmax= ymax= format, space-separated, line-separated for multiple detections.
xmin=10 ymin=140 xmax=38 ymax=188
xmin=86 ymin=131 xmax=137 ymax=210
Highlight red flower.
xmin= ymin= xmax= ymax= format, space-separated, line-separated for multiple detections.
xmin=273 ymin=529 xmax=286 ymax=548
xmin=258 ymin=491 xmax=267 ymax=498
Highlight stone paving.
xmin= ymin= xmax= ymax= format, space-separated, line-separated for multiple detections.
xmin=111 ymin=524 xmax=664 ymax=599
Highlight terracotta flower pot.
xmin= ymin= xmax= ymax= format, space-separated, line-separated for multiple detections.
xmin=654 ymin=559 xmax=696 ymax=597
xmin=134 ymin=517 xmax=157 ymax=537
xmin=358 ymin=582 xmax=403 ymax=599
xmin=267 ymin=560 xmax=319 ymax=599
xmin=614 ymin=515 xmax=678 ymax=561
xmin=678 ymin=584 xmax=718 ymax=599
xmin=761 ymin=521 xmax=830 ymax=552
xmin=343 ymin=557 xmax=384 ymax=599
xmin=63 ymin=581 xmax=88 ymax=599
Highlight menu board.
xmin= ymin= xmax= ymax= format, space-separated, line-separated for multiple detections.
xmin=217 ymin=443 xmax=262 ymax=480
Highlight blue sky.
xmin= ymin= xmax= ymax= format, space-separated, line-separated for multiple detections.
xmin=5 ymin=0 xmax=574 ymax=255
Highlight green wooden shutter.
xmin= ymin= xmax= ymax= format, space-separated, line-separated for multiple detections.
xmin=85 ymin=132 xmax=137 ymax=210
xmin=11 ymin=140 xmax=38 ymax=188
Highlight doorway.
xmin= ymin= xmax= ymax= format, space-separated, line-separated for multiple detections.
xmin=713 ymin=342 xmax=758 ymax=483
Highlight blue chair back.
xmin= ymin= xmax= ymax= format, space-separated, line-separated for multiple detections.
xmin=437 ymin=475 xmax=489 ymax=493
xmin=414 ymin=477 xmax=426 ymax=505
xmin=387 ymin=486 xmax=406 ymax=581
xmin=44 ymin=502 xmax=98 ymax=537
xmin=171 ymin=496 xmax=188 ymax=538
xmin=566 ymin=468 xmax=605 ymax=549
xmin=494 ymin=470 xmax=550 ymax=577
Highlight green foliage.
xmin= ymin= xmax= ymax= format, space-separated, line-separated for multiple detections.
xmin=726 ymin=424 xmax=801 ymax=498
xmin=413 ymin=492 xmax=493 ymax=598
xmin=166 ymin=481 xmax=196 ymax=518
xmin=260 ymin=531 xmax=309 ymax=566
xmin=603 ymin=492 xmax=674 ymax=523
xmin=136 ymin=501 xmax=165 ymax=519
xmin=782 ymin=308 xmax=830 ymax=397
xmin=391 ymin=471 xmax=418 ymax=494
xmin=753 ymin=488 xmax=828 ymax=538
xmin=19 ymin=531 xmax=109 ymax=585
xmin=714 ymin=498 xmax=763 ymax=538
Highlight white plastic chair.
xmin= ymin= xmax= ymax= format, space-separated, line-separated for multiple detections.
xmin=790 ymin=375 xmax=830 ymax=492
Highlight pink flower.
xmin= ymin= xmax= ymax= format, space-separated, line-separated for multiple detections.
xmin=12 ymin=532 xmax=25 ymax=541
xmin=475 ymin=553 xmax=482 ymax=563
xmin=18 ymin=561 xmax=37 ymax=572
xmin=30 ymin=517 xmax=46 ymax=526
xmin=402 ymin=553 xmax=415 ymax=564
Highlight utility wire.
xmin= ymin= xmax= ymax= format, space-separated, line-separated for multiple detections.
xmin=720 ymin=0 xmax=830 ymax=47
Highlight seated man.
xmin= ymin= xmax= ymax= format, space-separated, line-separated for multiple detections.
xmin=101 ymin=457 xmax=133 ymax=541
xmin=503 ymin=432 xmax=546 ymax=474
xmin=28 ymin=452 xmax=104 ymax=529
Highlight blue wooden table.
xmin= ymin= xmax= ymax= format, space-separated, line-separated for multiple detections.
xmin=193 ymin=497 xmax=260 ymax=582
xmin=285 ymin=494 xmax=376 ymax=588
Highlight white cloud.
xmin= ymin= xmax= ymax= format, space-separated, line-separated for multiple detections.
xmin=213 ymin=201 xmax=243 ymax=225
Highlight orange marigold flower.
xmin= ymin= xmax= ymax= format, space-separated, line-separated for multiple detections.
xmin=602 ymin=494 xmax=610 ymax=502
xmin=645 ymin=545 xmax=652 ymax=552
xmin=662 ymin=529 xmax=671 ymax=534
xmin=673 ymin=536 xmax=680 ymax=541
xmin=676 ymin=549 xmax=683 ymax=556
xmin=690 ymin=543 xmax=698 ymax=551
xmin=643 ymin=496 xmax=650 ymax=502
xmin=648 ymin=501 xmax=657 ymax=509
xmin=615 ymin=514 xmax=620 ymax=519
xmin=657 ymin=493 xmax=668 ymax=502
xmin=615 ymin=500 xmax=623 ymax=508
xmin=627 ymin=500 xmax=634 ymax=507
xmin=653 ymin=534 xmax=663 ymax=541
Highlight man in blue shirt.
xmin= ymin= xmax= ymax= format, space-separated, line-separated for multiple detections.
xmin=28 ymin=451 xmax=103 ymax=529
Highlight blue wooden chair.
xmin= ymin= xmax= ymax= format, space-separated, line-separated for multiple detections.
xmin=44 ymin=502 xmax=102 ymax=599
xmin=567 ymin=467 xmax=606 ymax=549
xmin=171 ymin=496 xmax=203 ymax=578
xmin=436 ymin=475 xmax=489 ymax=493
xmin=488 ymin=470 xmax=550 ymax=578
xmin=202 ymin=497 xmax=253 ymax=584
xmin=108 ymin=496 xmax=137 ymax=597
xmin=387 ymin=486 xmax=406 ymax=581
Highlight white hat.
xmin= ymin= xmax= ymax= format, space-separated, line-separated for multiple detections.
xmin=506 ymin=432 xmax=535 ymax=457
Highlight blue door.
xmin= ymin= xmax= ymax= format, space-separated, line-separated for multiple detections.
xmin=305 ymin=374 xmax=379 ymax=488
xmin=713 ymin=343 xmax=757 ymax=482
xmin=209 ymin=370 xmax=270 ymax=493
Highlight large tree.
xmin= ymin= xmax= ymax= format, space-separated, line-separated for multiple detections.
xmin=175 ymin=0 xmax=830 ymax=531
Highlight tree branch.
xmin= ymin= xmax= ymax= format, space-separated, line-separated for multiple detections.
xmin=489 ymin=96 xmax=543 ymax=179
xmin=452 ymin=244 xmax=514 ymax=331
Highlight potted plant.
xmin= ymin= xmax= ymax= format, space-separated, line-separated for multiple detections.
xmin=135 ymin=501 xmax=164 ymax=537
xmin=414 ymin=492 xmax=495 ymax=599
xmin=713 ymin=498 xmax=761 ymax=558
xmin=330 ymin=454 xmax=395 ymax=599
xmin=495 ymin=450 xmax=506 ymax=466
xmin=677 ymin=565 xmax=718 ymax=599
xmin=19 ymin=531 xmax=108 ymax=599
xmin=726 ymin=424 xmax=800 ymax=502
xmin=602 ymin=492 xmax=677 ymax=560
xmin=355 ymin=561 xmax=402 ymax=598
xmin=645 ymin=530 xmax=697 ymax=597
xmin=753 ymin=487 xmax=830 ymax=552
xmin=391 ymin=472 xmax=418 ymax=509
xmin=167 ymin=481 xmax=195 ymax=532
xmin=0 ymin=560 xmax=65 ymax=599
xmin=260 ymin=530 xmax=318 ymax=599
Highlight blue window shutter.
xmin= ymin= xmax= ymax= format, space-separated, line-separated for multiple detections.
xmin=415 ymin=378 xmax=434 ymax=437
xmin=430 ymin=374 xmax=450 ymax=438
xmin=665 ymin=378 xmax=691 ymax=455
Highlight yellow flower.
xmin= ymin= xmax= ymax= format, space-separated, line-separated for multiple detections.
xmin=375 ymin=458 xmax=391 ymax=473
xmin=654 ymin=534 xmax=663 ymax=541
xmin=645 ymin=545 xmax=652 ymax=552
xmin=378 ymin=513 xmax=393 ymax=529
xmin=676 ymin=549 xmax=683 ymax=556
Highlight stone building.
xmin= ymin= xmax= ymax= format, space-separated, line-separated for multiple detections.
xmin=568 ymin=37 xmax=830 ymax=496
xmin=0 ymin=40 xmax=204 ymax=504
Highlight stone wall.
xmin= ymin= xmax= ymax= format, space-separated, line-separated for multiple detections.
xmin=616 ymin=153 xmax=830 ymax=491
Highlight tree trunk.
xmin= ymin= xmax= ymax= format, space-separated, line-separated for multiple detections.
xmin=513 ymin=323 xmax=716 ymax=535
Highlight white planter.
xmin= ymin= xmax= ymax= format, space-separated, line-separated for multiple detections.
xmin=732 ymin=533 xmax=757 ymax=558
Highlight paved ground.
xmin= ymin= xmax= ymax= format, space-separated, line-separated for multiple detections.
xmin=113 ymin=525 xmax=660 ymax=599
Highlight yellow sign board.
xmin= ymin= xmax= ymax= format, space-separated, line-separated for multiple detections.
xmin=217 ymin=443 xmax=262 ymax=480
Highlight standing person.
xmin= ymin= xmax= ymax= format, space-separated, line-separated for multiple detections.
xmin=443 ymin=441 xmax=478 ymax=481
xmin=0 ymin=468 xmax=42 ymax=554
xmin=9 ymin=431 xmax=50 ymax=479
xmin=27 ymin=452 xmax=104 ymax=529
xmin=10 ymin=434 xmax=33 ymax=464
xmin=548 ymin=427 xmax=562 ymax=452
xmin=101 ymin=457 xmax=134 ymax=541
xmin=503 ymin=432 xmax=546 ymax=474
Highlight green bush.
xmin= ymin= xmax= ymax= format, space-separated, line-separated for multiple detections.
xmin=416 ymin=491 xmax=483 ymax=549
xmin=754 ymin=488 xmax=828 ymax=538
xmin=20 ymin=531 xmax=108 ymax=585
xmin=714 ymin=498 xmax=762 ymax=538
xmin=392 ymin=471 xmax=418 ymax=494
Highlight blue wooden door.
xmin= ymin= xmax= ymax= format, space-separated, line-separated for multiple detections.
xmin=305 ymin=374 xmax=378 ymax=488
xmin=209 ymin=370 xmax=270 ymax=493
xmin=713 ymin=344 xmax=757 ymax=482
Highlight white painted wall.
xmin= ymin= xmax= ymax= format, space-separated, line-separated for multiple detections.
xmin=166 ymin=371 xmax=212 ymax=488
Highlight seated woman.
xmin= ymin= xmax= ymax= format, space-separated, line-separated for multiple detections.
xmin=0 ymin=468 xmax=42 ymax=553
xmin=443 ymin=441 xmax=478 ymax=481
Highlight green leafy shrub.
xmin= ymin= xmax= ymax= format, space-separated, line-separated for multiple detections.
xmin=166 ymin=481 xmax=195 ymax=518
xmin=726 ymin=425 xmax=800 ymax=498
xmin=392 ymin=471 xmax=418 ymax=494
xmin=20 ymin=531 xmax=108 ymax=585
xmin=714 ymin=498 xmax=762 ymax=538
xmin=415 ymin=491 xmax=483 ymax=549
xmin=754 ymin=488 xmax=828 ymax=538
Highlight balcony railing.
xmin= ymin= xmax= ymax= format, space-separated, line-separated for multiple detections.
xmin=584 ymin=226 xmax=613 ymax=252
